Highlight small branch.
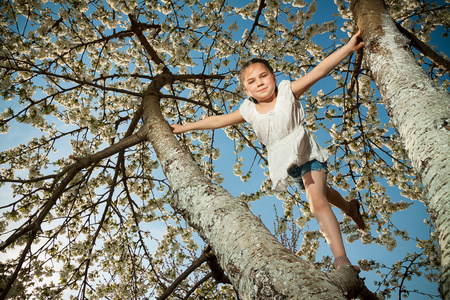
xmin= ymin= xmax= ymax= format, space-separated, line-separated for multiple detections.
xmin=395 ymin=22 xmax=450 ymax=73
xmin=0 ymin=175 xmax=57 ymax=185
xmin=128 ymin=15 xmax=169 ymax=73
xmin=0 ymin=231 xmax=36 ymax=300
xmin=157 ymin=247 xmax=210 ymax=300
xmin=79 ymin=154 xmax=121 ymax=297
xmin=172 ymin=73 xmax=226 ymax=82
xmin=348 ymin=47 xmax=364 ymax=95
xmin=242 ymin=0 xmax=266 ymax=47
xmin=0 ymin=65 xmax=142 ymax=97
xmin=398 ymin=254 xmax=421 ymax=299
xmin=157 ymin=246 xmax=231 ymax=300
xmin=182 ymin=273 xmax=213 ymax=300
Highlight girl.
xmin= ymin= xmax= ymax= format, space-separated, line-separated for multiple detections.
xmin=171 ymin=31 xmax=366 ymax=269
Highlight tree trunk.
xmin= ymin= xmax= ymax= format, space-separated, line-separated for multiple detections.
xmin=351 ymin=0 xmax=450 ymax=298
xmin=141 ymin=73 xmax=361 ymax=299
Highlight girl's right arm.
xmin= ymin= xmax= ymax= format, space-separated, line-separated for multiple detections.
xmin=171 ymin=110 xmax=246 ymax=134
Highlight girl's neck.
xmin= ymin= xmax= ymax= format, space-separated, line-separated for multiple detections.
xmin=255 ymin=96 xmax=277 ymax=114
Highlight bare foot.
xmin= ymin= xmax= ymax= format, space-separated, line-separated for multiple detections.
xmin=347 ymin=199 xmax=366 ymax=230
xmin=334 ymin=256 xmax=360 ymax=272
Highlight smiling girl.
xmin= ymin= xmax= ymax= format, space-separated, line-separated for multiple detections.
xmin=171 ymin=30 xmax=366 ymax=269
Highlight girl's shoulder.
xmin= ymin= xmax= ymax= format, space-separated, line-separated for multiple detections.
xmin=278 ymin=80 xmax=296 ymax=103
xmin=278 ymin=80 xmax=291 ymax=89
xmin=239 ymin=98 xmax=257 ymax=121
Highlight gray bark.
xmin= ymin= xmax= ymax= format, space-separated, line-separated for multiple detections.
xmin=141 ymin=73 xmax=363 ymax=299
xmin=351 ymin=0 xmax=450 ymax=298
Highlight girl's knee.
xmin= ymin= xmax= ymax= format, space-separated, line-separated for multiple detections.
xmin=307 ymin=194 xmax=329 ymax=214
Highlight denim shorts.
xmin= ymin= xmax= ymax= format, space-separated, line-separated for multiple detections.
xmin=287 ymin=159 xmax=328 ymax=192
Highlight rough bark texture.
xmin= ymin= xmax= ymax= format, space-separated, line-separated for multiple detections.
xmin=351 ymin=0 xmax=450 ymax=298
xmin=140 ymin=73 xmax=361 ymax=299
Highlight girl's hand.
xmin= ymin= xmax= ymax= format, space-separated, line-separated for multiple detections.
xmin=348 ymin=29 xmax=365 ymax=52
xmin=170 ymin=124 xmax=185 ymax=134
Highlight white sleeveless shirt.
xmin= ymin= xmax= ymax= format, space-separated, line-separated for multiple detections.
xmin=239 ymin=80 xmax=329 ymax=192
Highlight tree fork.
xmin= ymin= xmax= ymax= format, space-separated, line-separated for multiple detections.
xmin=351 ymin=0 xmax=450 ymax=298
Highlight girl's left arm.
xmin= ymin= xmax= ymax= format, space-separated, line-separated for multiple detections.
xmin=291 ymin=30 xmax=364 ymax=99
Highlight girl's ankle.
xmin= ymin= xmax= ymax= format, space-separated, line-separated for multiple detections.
xmin=334 ymin=256 xmax=351 ymax=268
xmin=334 ymin=256 xmax=360 ymax=272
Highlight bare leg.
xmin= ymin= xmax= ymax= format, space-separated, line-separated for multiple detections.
xmin=325 ymin=186 xmax=349 ymax=211
xmin=302 ymin=170 xmax=347 ymax=260
xmin=326 ymin=186 xmax=366 ymax=230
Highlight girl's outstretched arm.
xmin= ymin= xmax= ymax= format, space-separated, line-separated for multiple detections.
xmin=171 ymin=110 xmax=245 ymax=134
xmin=291 ymin=30 xmax=365 ymax=99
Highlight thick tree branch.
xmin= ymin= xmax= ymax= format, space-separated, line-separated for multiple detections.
xmin=205 ymin=246 xmax=231 ymax=284
xmin=328 ymin=267 xmax=380 ymax=300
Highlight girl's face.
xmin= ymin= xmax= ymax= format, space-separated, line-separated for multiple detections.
xmin=242 ymin=63 xmax=277 ymax=103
